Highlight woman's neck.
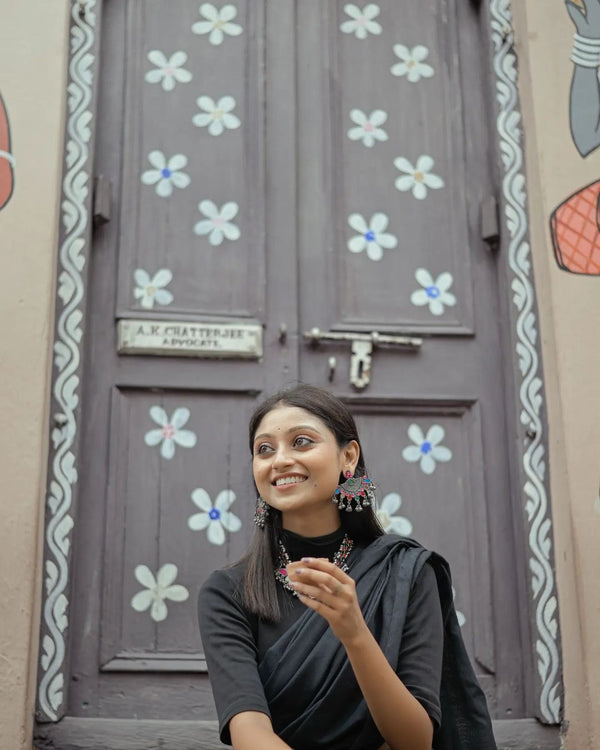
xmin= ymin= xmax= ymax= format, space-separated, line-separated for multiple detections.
xmin=281 ymin=507 xmax=341 ymax=538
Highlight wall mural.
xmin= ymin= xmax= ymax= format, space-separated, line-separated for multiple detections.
xmin=0 ymin=92 xmax=15 ymax=211
xmin=549 ymin=0 xmax=600 ymax=275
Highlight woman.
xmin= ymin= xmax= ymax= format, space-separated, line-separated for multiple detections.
xmin=198 ymin=384 xmax=496 ymax=750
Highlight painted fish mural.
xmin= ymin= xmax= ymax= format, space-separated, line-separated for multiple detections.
xmin=0 ymin=93 xmax=15 ymax=211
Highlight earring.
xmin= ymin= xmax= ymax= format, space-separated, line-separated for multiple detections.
xmin=332 ymin=471 xmax=376 ymax=512
xmin=254 ymin=496 xmax=270 ymax=528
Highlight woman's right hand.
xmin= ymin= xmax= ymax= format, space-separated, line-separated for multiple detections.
xmin=566 ymin=0 xmax=600 ymax=38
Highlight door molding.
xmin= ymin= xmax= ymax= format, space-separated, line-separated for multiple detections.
xmin=35 ymin=0 xmax=562 ymax=729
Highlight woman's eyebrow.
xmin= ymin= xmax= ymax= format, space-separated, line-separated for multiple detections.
xmin=253 ymin=424 xmax=321 ymax=442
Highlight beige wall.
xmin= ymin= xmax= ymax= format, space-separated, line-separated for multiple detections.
xmin=0 ymin=0 xmax=70 ymax=747
xmin=514 ymin=2 xmax=600 ymax=748
xmin=0 ymin=1 xmax=598 ymax=749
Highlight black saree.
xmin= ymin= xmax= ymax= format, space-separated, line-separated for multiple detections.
xmin=258 ymin=535 xmax=497 ymax=750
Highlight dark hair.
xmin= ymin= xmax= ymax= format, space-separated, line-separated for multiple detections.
xmin=241 ymin=383 xmax=384 ymax=620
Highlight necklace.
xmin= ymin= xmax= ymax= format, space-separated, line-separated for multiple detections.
xmin=274 ymin=533 xmax=354 ymax=597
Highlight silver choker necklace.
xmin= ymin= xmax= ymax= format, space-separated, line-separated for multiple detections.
xmin=274 ymin=533 xmax=354 ymax=597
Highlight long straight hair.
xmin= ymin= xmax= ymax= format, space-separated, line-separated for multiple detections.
xmin=241 ymin=383 xmax=384 ymax=621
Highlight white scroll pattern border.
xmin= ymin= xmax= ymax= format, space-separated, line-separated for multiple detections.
xmin=490 ymin=0 xmax=562 ymax=723
xmin=37 ymin=0 xmax=97 ymax=722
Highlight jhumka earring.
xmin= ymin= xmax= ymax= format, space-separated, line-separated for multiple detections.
xmin=254 ymin=496 xmax=270 ymax=528
xmin=332 ymin=470 xmax=376 ymax=512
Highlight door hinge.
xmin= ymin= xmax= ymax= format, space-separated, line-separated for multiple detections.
xmin=481 ymin=195 xmax=500 ymax=251
xmin=93 ymin=174 xmax=112 ymax=228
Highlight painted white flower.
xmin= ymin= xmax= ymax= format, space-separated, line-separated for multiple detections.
xmin=133 ymin=268 xmax=174 ymax=309
xmin=453 ymin=586 xmax=466 ymax=627
xmin=376 ymin=493 xmax=413 ymax=535
xmin=131 ymin=563 xmax=189 ymax=622
xmin=410 ymin=268 xmax=456 ymax=315
xmin=347 ymin=109 xmax=388 ymax=147
xmin=193 ymin=95 xmax=241 ymax=135
xmin=402 ymin=423 xmax=452 ymax=475
xmin=188 ymin=488 xmax=242 ymax=545
xmin=340 ymin=3 xmax=382 ymax=38
xmin=141 ymin=151 xmax=191 ymax=197
xmin=144 ymin=406 xmax=197 ymax=460
xmin=194 ymin=200 xmax=240 ymax=246
xmin=391 ymin=44 xmax=434 ymax=82
xmin=191 ymin=3 xmax=243 ymax=45
xmin=347 ymin=212 xmax=397 ymax=261
xmin=145 ymin=50 xmax=192 ymax=91
xmin=394 ymin=155 xmax=444 ymax=199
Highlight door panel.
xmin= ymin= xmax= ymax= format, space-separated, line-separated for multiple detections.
xmin=68 ymin=0 xmax=525 ymax=725
xmin=116 ymin=0 xmax=266 ymax=321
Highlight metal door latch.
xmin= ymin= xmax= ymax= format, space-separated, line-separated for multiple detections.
xmin=303 ymin=328 xmax=422 ymax=390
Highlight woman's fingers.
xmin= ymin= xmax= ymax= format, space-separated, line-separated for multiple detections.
xmin=297 ymin=557 xmax=353 ymax=583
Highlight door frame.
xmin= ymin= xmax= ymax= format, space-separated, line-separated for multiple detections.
xmin=34 ymin=0 xmax=562 ymax=743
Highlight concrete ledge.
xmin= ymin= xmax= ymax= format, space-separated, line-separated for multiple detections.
xmin=34 ymin=716 xmax=562 ymax=749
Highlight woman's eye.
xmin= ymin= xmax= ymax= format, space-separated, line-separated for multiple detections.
xmin=293 ymin=436 xmax=313 ymax=448
xmin=255 ymin=444 xmax=272 ymax=455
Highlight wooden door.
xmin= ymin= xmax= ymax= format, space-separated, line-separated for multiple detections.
xmin=67 ymin=0 xmax=524 ymax=729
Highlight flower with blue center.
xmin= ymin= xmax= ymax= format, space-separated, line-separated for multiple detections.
xmin=141 ymin=150 xmax=191 ymax=197
xmin=402 ymin=423 xmax=452 ymax=475
xmin=410 ymin=268 xmax=456 ymax=316
xmin=347 ymin=212 xmax=398 ymax=261
xmin=188 ymin=488 xmax=242 ymax=545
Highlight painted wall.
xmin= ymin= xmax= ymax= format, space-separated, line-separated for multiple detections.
xmin=0 ymin=1 xmax=598 ymax=748
xmin=0 ymin=0 xmax=70 ymax=748
xmin=513 ymin=1 xmax=600 ymax=747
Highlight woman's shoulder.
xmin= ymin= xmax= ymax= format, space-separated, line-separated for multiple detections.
xmin=199 ymin=559 xmax=248 ymax=602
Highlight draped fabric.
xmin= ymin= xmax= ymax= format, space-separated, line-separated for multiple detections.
xmin=258 ymin=535 xmax=497 ymax=750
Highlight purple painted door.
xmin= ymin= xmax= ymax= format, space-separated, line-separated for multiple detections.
xmin=67 ymin=0 xmax=523 ymax=731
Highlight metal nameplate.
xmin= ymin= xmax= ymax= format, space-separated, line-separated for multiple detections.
xmin=117 ymin=319 xmax=263 ymax=359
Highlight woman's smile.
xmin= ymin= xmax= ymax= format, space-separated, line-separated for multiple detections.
xmin=252 ymin=405 xmax=359 ymax=534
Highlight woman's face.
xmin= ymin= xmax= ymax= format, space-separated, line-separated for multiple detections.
xmin=252 ymin=405 xmax=359 ymax=531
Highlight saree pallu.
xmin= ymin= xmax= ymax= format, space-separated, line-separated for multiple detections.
xmin=258 ymin=535 xmax=497 ymax=750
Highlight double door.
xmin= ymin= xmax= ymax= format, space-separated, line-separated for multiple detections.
xmin=69 ymin=0 xmax=523 ymax=723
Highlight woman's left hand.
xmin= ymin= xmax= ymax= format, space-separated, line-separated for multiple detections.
xmin=288 ymin=558 xmax=369 ymax=645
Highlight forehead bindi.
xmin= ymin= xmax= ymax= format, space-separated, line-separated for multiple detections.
xmin=254 ymin=406 xmax=329 ymax=440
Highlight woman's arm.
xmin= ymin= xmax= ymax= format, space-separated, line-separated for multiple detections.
xmin=230 ymin=711 xmax=294 ymax=750
xmin=289 ymin=559 xmax=434 ymax=750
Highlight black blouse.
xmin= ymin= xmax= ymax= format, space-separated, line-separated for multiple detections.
xmin=198 ymin=528 xmax=443 ymax=746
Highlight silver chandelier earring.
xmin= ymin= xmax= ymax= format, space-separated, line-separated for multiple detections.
xmin=332 ymin=470 xmax=376 ymax=512
xmin=254 ymin=496 xmax=270 ymax=528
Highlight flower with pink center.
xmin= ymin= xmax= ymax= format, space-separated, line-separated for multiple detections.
xmin=144 ymin=50 xmax=192 ymax=92
xmin=194 ymin=200 xmax=241 ymax=246
xmin=144 ymin=406 xmax=197 ymax=460
xmin=340 ymin=4 xmax=382 ymax=39
xmin=347 ymin=109 xmax=388 ymax=148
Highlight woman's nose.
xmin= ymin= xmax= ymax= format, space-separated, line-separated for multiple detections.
xmin=272 ymin=445 xmax=294 ymax=467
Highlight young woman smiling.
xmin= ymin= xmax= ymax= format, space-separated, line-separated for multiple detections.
xmin=198 ymin=384 xmax=496 ymax=750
